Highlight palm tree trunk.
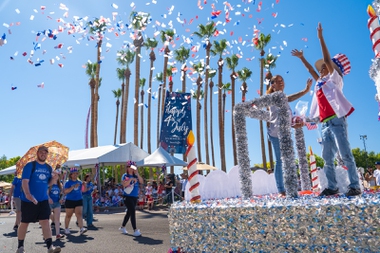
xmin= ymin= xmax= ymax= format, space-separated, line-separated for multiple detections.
xmin=203 ymin=43 xmax=211 ymax=166
xmin=94 ymin=40 xmax=103 ymax=147
xmin=156 ymin=83 xmax=162 ymax=147
xmin=181 ymin=66 xmax=186 ymax=92
xmin=90 ymin=82 xmax=95 ymax=148
xmin=140 ymin=90 xmax=144 ymax=149
xmin=120 ymin=81 xmax=125 ymax=144
xmin=134 ymin=35 xmax=143 ymax=146
xmin=266 ymin=76 xmax=274 ymax=169
xmin=218 ymin=59 xmax=226 ymax=172
xmin=209 ymin=80 xmax=215 ymax=167
xmin=231 ymin=73 xmax=237 ymax=166
xmin=114 ymin=100 xmax=120 ymax=145
xmin=122 ymin=69 xmax=131 ymax=144
xmin=147 ymin=50 xmax=155 ymax=154
xmin=242 ymin=82 xmax=247 ymax=102
xmin=196 ymin=76 xmax=202 ymax=163
xmin=259 ymin=58 xmax=267 ymax=169
xmin=161 ymin=46 xmax=170 ymax=121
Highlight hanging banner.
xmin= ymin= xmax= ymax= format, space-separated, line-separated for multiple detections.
xmin=160 ymin=91 xmax=192 ymax=154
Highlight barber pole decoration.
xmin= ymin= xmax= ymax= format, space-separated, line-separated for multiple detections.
xmin=368 ymin=5 xmax=380 ymax=57
xmin=309 ymin=146 xmax=319 ymax=192
xmin=185 ymin=130 xmax=201 ymax=203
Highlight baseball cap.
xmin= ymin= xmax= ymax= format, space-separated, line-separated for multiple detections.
xmin=37 ymin=145 xmax=49 ymax=153
xmin=70 ymin=167 xmax=79 ymax=173
xmin=375 ymin=161 xmax=380 ymax=165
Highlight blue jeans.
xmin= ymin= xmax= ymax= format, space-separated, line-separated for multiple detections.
xmin=321 ymin=117 xmax=360 ymax=190
xmin=268 ymin=134 xmax=285 ymax=193
xmin=82 ymin=194 xmax=93 ymax=225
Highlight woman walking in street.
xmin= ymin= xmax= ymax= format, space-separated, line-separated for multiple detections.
xmin=48 ymin=168 xmax=65 ymax=240
xmin=119 ymin=161 xmax=144 ymax=236
xmin=64 ymin=167 xmax=87 ymax=235
xmin=82 ymin=174 xmax=94 ymax=227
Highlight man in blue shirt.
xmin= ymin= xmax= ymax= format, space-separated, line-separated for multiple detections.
xmin=16 ymin=145 xmax=61 ymax=253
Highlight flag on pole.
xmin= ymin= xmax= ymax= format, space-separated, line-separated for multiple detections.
xmin=305 ymin=122 xmax=318 ymax=130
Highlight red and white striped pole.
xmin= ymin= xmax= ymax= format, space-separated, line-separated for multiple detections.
xmin=309 ymin=146 xmax=319 ymax=192
xmin=185 ymin=130 xmax=201 ymax=203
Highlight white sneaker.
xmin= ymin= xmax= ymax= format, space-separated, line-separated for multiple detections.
xmin=119 ymin=227 xmax=128 ymax=234
xmin=47 ymin=245 xmax=61 ymax=253
xmin=80 ymin=227 xmax=87 ymax=235
xmin=16 ymin=246 xmax=25 ymax=253
xmin=64 ymin=228 xmax=70 ymax=235
xmin=133 ymin=229 xmax=141 ymax=237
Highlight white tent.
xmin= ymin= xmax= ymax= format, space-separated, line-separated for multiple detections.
xmin=0 ymin=165 xmax=16 ymax=176
xmin=64 ymin=142 xmax=149 ymax=168
xmin=183 ymin=162 xmax=218 ymax=171
xmin=136 ymin=147 xmax=187 ymax=167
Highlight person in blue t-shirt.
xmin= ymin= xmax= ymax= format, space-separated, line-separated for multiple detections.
xmin=9 ymin=173 xmax=22 ymax=230
xmin=63 ymin=167 xmax=87 ymax=236
xmin=16 ymin=145 xmax=61 ymax=253
xmin=118 ymin=160 xmax=143 ymax=237
xmin=48 ymin=166 xmax=65 ymax=240
xmin=82 ymin=174 xmax=94 ymax=227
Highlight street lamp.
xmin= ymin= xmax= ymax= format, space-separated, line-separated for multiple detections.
xmin=360 ymin=135 xmax=368 ymax=169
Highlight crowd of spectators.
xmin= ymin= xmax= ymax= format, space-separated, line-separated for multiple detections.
xmin=92 ymin=173 xmax=183 ymax=211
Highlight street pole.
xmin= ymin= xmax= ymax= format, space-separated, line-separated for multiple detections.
xmin=360 ymin=135 xmax=368 ymax=170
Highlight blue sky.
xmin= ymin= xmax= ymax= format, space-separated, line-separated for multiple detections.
xmin=0 ymin=0 xmax=378 ymax=175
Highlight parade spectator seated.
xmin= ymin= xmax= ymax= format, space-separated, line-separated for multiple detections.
xmin=0 ymin=192 xmax=9 ymax=209
xmin=137 ymin=191 xmax=145 ymax=210
xmin=112 ymin=192 xmax=123 ymax=207
xmin=94 ymin=192 xmax=102 ymax=213
xmin=157 ymin=181 xmax=165 ymax=205
xmin=145 ymin=182 xmax=154 ymax=210
xmin=103 ymin=192 xmax=111 ymax=212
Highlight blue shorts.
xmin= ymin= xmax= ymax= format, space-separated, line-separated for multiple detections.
xmin=50 ymin=202 xmax=61 ymax=209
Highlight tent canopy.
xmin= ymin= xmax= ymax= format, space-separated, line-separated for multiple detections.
xmin=64 ymin=142 xmax=149 ymax=168
xmin=136 ymin=147 xmax=187 ymax=167
xmin=0 ymin=165 xmax=16 ymax=176
xmin=183 ymin=162 xmax=218 ymax=171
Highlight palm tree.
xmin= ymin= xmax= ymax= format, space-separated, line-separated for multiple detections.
xmin=112 ymin=88 xmax=122 ymax=145
xmin=88 ymin=17 xmax=108 ymax=147
xmin=85 ymin=62 xmax=97 ymax=148
xmin=155 ymin=72 xmax=164 ymax=147
xmin=211 ymin=39 xmax=228 ymax=172
xmin=193 ymin=21 xmax=216 ymax=165
xmin=174 ymin=46 xmax=190 ymax=92
xmin=237 ymin=67 xmax=252 ymax=102
xmin=192 ymin=61 xmax=205 ymax=162
xmin=222 ymin=82 xmax=231 ymax=125
xmin=160 ymin=29 xmax=175 ymax=127
xmin=208 ymin=69 xmax=217 ymax=166
xmin=254 ymin=33 xmax=271 ymax=169
xmin=264 ymin=53 xmax=278 ymax=170
xmin=130 ymin=11 xmax=150 ymax=146
xmin=144 ymin=37 xmax=158 ymax=154
xmin=139 ymin=78 xmax=146 ymax=149
xmin=116 ymin=67 xmax=125 ymax=141
xmin=226 ymin=55 xmax=239 ymax=166
xmin=116 ymin=50 xmax=135 ymax=144
xmin=166 ymin=66 xmax=175 ymax=92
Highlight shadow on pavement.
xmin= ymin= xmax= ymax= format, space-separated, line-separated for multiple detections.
xmin=133 ymin=236 xmax=163 ymax=245
xmin=3 ymin=230 xmax=18 ymax=238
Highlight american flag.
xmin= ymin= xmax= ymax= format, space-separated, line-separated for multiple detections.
xmin=305 ymin=122 xmax=318 ymax=130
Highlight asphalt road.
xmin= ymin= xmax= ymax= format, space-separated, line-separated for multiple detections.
xmin=0 ymin=208 xmax=171 ymax=253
